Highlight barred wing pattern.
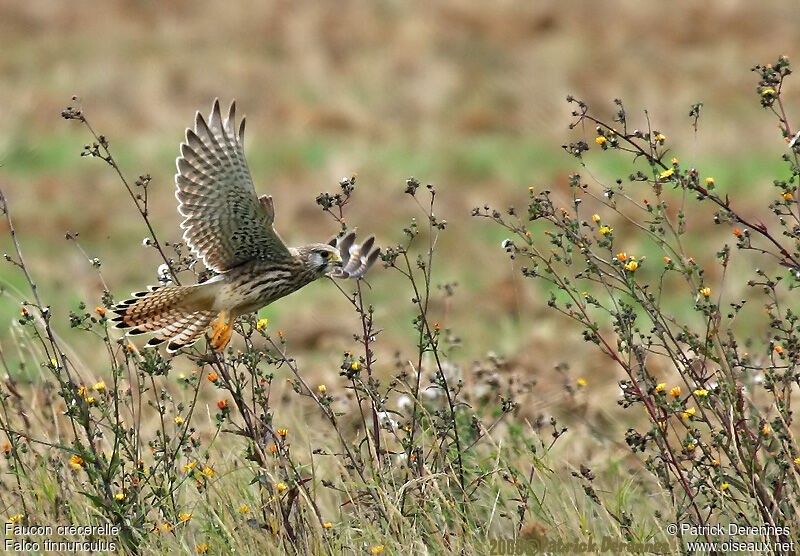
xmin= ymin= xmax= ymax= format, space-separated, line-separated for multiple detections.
xmin=176 ymin=99 xmax=291 ymax=272
xmin=328 ymin=231 xmax=381 ymax=280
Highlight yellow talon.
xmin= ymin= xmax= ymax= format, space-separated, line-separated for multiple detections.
xmin=209 ymin=310 xmax=233 ymax=351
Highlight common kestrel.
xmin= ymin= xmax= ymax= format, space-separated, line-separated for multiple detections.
xmin=113 ymin=100 xmax=379 ymax=352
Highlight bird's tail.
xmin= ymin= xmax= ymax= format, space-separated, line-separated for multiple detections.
xmin=112 ymin=285 xmax=216 ymax=352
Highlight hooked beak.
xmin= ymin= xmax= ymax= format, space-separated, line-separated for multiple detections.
xmin=331 ymin=253 xmax=343 ymax=267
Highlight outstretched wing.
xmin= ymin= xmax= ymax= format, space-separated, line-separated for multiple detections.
xmin=175 ymin=99 xmax=291 ymax=272
xmin=328 ymin=231 xmax=381 ymax=280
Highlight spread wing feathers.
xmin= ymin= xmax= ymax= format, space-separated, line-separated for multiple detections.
xmin=175 ymin=98 xmax=290 ymax=272
xmin=112 ymin=286 xmax=214 ymax=353
xmin=328 ymin=231 xmax=381 ymax=280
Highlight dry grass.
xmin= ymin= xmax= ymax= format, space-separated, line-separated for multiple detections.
xmin=0 ymin=2 xmax=799 ymax=552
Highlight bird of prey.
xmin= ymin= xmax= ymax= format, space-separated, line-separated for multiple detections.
xmin=112 ymin=100 xmax=380 ymax=352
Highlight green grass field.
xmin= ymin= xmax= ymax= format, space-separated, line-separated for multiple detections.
xmin=1 ymin=2 xmax=800 ymax=553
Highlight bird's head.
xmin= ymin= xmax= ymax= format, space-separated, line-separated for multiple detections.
xmin=298 ymin=243 xmax=342 ymax=277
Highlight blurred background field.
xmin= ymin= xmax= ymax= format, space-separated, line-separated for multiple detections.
xmin=1 ymin=0 xmax=800 ymax=535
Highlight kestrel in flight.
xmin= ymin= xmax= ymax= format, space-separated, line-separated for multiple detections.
xmin=112 ymin=100 xmax=379 ymax=352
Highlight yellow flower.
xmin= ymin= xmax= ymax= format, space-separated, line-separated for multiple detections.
xmin=237 ymin=505 xmax=250 ymax=513
xmin=656 ymin=133 xmax=666 ymax=142
xmin=624 ymin=261 xmax=638 ymax=272
xmin=576 ymin=378 xmax=587 ymax=387
xmin=7 ymin=514 xmax=23 ymax=524
xmin=77 ymin=386 xmax=87 ymax=397
xmin=93 ymin=381 xmax=106 ymax=391
xmin=276 ymin=482 xmax=288 ymax=492
xmin=721 ymin=483 xmax=729 ymax=490
xmin=670 ymin=157 xmax=678 ymax=165
xmin=50 ymin=358 xmax=58 ymax=366
xmin=207 ymin=372 xmax=218 ymax=382
xmin=599 ymin=226 xmax=612 ymax=235
xmin=700 ymin=287 xmax=711 ymax=297
xmin=70 ymin=455 xmax=84 ymax=469
xmin=655 ymin=383 xmax=666 ymax=393
xmin=595 ymin=136 xmax=607 ymax=145
xmin=616 ymin=252 xmax=627 ymax=261
xmin=581 ymin=291 xmax=589 ymax=297
xmin=95 ymin=306 xmax=106 ymax=316
xmin=86 ymin=396 xmax=96 ymax=405
xmin=783 ymin=192 xmax=793 ymax=201
xmin=682 ymin=407 xmax=696 ymax=419
xmin=794 ymin=457 xmax=800 ymax=465
xmin=762 ymin=424 xmax=772 ymax=436
xmin=183 ymin=462 xmax=196 ymax=471
xmin=350 ymin=361 xmax=360 ymax=371
xmin=761 ymin=88 xmax=776 ymax=97
xmin=126 ymin=343 xmax=135 ymax=352
xmin=323 ymin=522 xmax=332 ymax=529
xmin=775 ymin=345 xmax=784 ymax=354
xmin=203 ymin=466 xmax=214 ymax=478
xmin=179 ymin=513 xmax=193 ymax=521
xmin=277 ymin=428 xmax=288 ymax=437
xmin=161 ymin=522 xmax=174 ymax=532
xmin=712 ymin=459 xmax=720 ymax=466
xmin=669 ymin=386 xmax=681 ymax=397
xmin=659 ymin=168 xmax=674 ymax=179
xmin=256 ymin=318 xmax=268 ymax=330
xmin=318 ymin=384 xmax=327 ymax=393
xmin=197 ymin=544 xmax=209 ymax=554
xmin=592 ymin=214 xmax=601 ymax=222
xmin=694 ymin=389 xmax=709 ymax=397
xmin=174 ymin=416 xmax=184 ymax=425
xmin=663 ymin=256 xmax=671 ymax=264
xmin=115 ymin=492 xmax=126 ymax=501
xmin=706 ymin=177 xmax=715 ymax=186
xmin=686 ymin=443 xmax=695 ymax=450
xmin=371 ymin=546 xmax=385 ymax=555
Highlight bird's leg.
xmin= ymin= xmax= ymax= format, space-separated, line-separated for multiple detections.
xmin=209 ymin=309 xmax=233 ymax=351
xmin=217 ymin=317 xmax=234 ymax=350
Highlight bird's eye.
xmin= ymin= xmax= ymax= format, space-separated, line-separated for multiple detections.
xmin=320 ymin=251 xmax=331 ymax=259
